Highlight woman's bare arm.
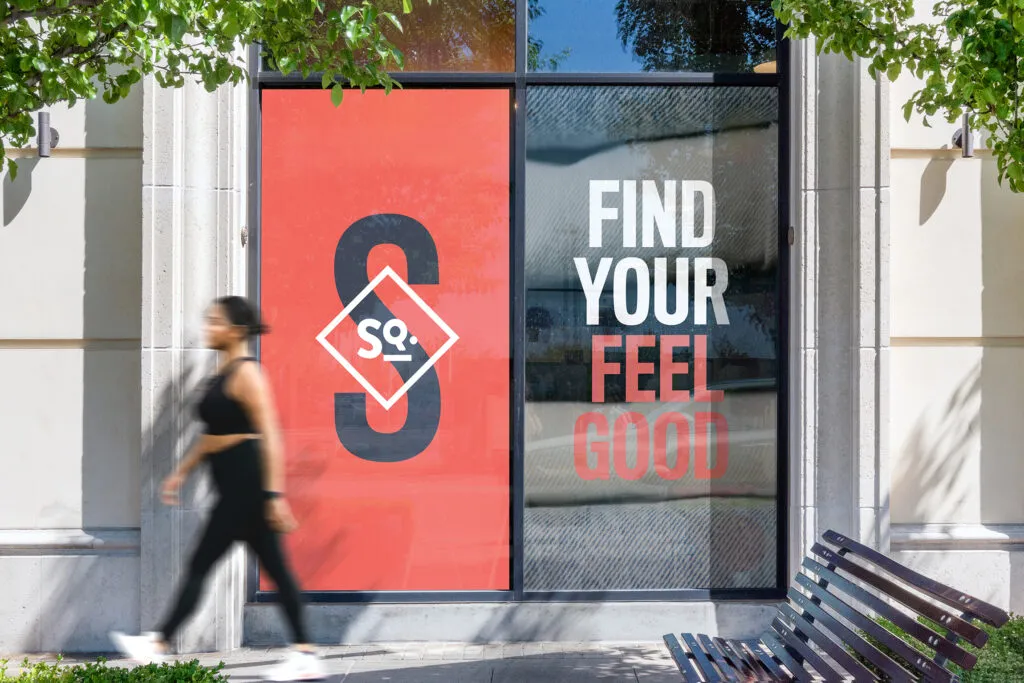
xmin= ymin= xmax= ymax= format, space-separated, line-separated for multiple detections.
xmin=175 ymin=435 xmax=217 ymax=479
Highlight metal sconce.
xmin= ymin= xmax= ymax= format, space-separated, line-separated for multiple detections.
xmin=37 ymin=111 xmax=59 ymax=157
xmin=952 ymin=112 xmax=973 ymax=158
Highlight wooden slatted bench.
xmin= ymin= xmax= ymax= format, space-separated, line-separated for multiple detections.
xmin=663 ymin=529 xmax=1010 ymax=681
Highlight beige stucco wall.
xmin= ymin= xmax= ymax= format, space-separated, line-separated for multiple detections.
xmin=0 ymin=93 xmax=143 ymax=651
xmin=889 ymin=73 xmax=1024 ymax=526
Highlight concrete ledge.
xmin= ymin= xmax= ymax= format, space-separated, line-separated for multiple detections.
xmin=892 ymin=523 xmax=1024 ymax=551
xmin=244 ymin=601 xmax=780 ymax=647
xmin=0 ymin=528 xmax=140 ymax=556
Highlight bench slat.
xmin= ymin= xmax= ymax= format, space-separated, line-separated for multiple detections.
xmin=788 ymin=586 xmax=905 ymax=681
xmin=811 ymin=542 xmax=987 ymax=648
xmin=746 ymin=640 xmax=793 ymax=681
xmin=803 ymin=556 xmax=977 ymax=671
xmin=823 ymin=530 xmax=1009 ymax=628
xmin=772 ymin=616 xmax=844 ymax=680
xmin=682 ymin=632 xmax=724 ymax=681
xmin=663 ymin=633 xmax=704 ymax=682
xmin=717 ymin=638 xmax=766 ymax=681
xmin=795 ymin=571 xmax=951 ymax=682
xmin=761 ymin=633 xmax=814 ymax=682
xmin=778 ymin=603 xmax=873 ymax=681
xmin=698 ymin=634 xmax=743 ymax=682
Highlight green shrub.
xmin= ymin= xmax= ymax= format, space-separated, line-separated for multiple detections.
xmin=851 ymin=613 xmax=1024 ymax=682
xmin=0 ymin=656 xmax=228 ymax=682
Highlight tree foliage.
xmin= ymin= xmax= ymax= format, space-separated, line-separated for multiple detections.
xmin=775 ymin=0 xmax=1024 ymax=192
xmin=0 ymin=0 xmax=430 ymax=177
xmin=615 ymin=0 xmax=776 ymax=72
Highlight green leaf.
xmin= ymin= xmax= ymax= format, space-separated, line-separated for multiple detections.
xmin=383 ymin=11 xmax=403 ymax=32
xmin=331 ymin=84 xmax=344 ymax=106
xmin=1010 ymin=163 xmax=1024 ymax=184
xmin=886 ymin=63 xmax=901 ymax=81
xmin=402 ymin=0 xmax=413 ymax=13
xmin=170 ymin=15 xmax=187 ymax=42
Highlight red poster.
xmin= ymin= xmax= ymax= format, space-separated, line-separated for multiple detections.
xmin=260 ymin=89 xmax=510 ymax=591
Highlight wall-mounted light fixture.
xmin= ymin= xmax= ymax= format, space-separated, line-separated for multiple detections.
xmin=37 ymin=112 xmax=59 ymax=158
xmin=952 ymin=112 xmax=973 ymax=158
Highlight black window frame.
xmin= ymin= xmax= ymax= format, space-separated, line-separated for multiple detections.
xmin=247 ymin=0 xmax=791 ymax=605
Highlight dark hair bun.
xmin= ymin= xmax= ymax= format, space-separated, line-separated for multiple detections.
xmin=216 ymin=295 xmax=268 ymax=340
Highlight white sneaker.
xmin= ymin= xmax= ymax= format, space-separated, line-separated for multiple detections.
xmin=109 ymin=631 xmax=167 ymax=665
xmin=260 ymin=649 xmax=326 ymax=681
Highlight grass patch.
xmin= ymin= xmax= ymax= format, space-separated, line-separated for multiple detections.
xmin=852 ymin=613 xmax=1024 ymax=682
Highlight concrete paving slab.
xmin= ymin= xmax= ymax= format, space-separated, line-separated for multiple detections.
xmin=3 ymin=642 xmax=680 ymax=682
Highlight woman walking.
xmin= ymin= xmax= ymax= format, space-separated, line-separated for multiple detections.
xmin=111 ymin=296 xmax=324 ymax=682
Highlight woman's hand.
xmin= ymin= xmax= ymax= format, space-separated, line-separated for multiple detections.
xmin=160 ymin=471 xmax=185 ymax=506
xmin=266 ymin=498 xmax=298 ymax=534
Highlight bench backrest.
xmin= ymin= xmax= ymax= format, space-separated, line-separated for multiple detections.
xmin=773 ymin=529 xmax=1010 ymax=681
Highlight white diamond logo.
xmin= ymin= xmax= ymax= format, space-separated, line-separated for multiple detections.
xmin=315 ymin=266 xmax=459 ymax=411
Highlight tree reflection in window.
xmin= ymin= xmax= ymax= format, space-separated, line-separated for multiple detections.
xmin=528 ymin=0 xmax=571 ymax=72
xmin=615 ymin=0 xmax=776 ymax=72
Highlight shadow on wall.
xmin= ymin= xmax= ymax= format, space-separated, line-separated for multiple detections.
xmin=30 ymin=359 xmax=186 ymax=652
xmin=3 ymin=158 xmax=40 ymax=226
xmin=893 ymin=152 xmax=1024 ymax=612
xmin=978 ymin=157 xmax=1024 ymax=616
xmin=919 ymin=156 xmax=954 ymax=225
xmin=20 ymin=94 xmax=145 ymax=653
xmin=976 ymin=158 xmax=1024 ymax=529
xmin=892 ymin=360 xmax=979 ymax=525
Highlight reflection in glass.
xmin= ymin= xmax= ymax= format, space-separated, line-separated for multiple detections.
xmin=271 ymin=0 xmax=516 ymax=73
xmin=379 ymin=0 xmax=515 ymax=71
xmin=528 ymin=0 xmax=776 ymax=72
xmin=524 ymin=86 xmax=780 ymax=591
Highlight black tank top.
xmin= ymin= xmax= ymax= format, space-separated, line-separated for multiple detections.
xmin=197 ymin=357 xmax=258 ymax=435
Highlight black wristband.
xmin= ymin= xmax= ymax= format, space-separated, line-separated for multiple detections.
xmin=263 ymin=490 xmax=282 ymax=501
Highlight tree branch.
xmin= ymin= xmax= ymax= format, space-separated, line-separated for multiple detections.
xmin=23 ymin=20 xmax=129 ymax=88
xmin=1 ymin=0 xmax=105 ymax=27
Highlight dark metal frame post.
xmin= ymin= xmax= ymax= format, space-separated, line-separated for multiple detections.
xmin=247 ymin=0 xmax=793 ymax=605
xmin=246 ymin=41 xmax=263 ymax=602
xmin=511 ymin=0 xmax=528 ymax=602
xmin=775 ymin=17 xmax=793 ymax=593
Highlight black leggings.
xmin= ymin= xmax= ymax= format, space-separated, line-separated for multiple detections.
xmin=159 ymin=440 xmax=308 ymax=644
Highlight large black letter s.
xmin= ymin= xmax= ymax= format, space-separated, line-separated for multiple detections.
xmin=333 ymin=214 xmax=442 ymax=462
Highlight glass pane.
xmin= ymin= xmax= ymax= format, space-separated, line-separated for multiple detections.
xmin=260 ymin=89 xmax=511 ymax=590
xmin=528 ymin=0 xmax=776 ymax=73
xmin=305 ymin=0 xmax=515 ymax=72
xmin=382 ymin=0 xmax=514 ymax=71
xmin=524 ymin=85 xmax=780 ymax=591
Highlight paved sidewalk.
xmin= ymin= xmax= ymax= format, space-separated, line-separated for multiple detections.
xmin=7 ymin=642 xmax=682 ymax=682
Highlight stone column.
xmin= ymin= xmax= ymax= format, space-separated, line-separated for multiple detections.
xmin=792 ymin=42 xmax=891 ymax=566
xmin=139 ymin=63 xmax=249 ymax=653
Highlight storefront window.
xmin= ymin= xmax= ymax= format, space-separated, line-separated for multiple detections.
xmin=523 ymin=85 xmax=780 ymax=591
xmin=527 ymin=0 xmax=777 ymax=73
xmin=256 ymin=3 xmax=789 ymax=600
